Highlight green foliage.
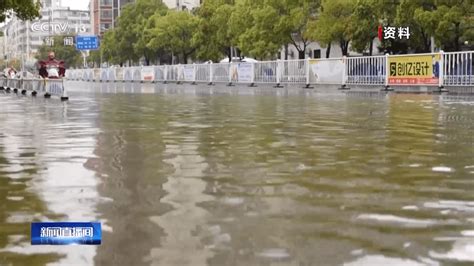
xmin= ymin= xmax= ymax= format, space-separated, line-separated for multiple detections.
xmin=193 ymin=0 xmax=237 ymax=62
xmin=307 ymin=0 xmax=354 ymax=56
xmin=35 ymin=35 xmax=82 ymax=68
xmin=88 ymin=50 xmax=101 ymax=68
xmin=99 ymin=0 xmax=168 ymax=65
xmin=0 ymin=0 xmax=41 ymax=23
xmin=432 ymin=1 xmax=473 ymax=51
xmin=233 ymin=0 xmax=320 ymax=60
xmin=147 ymin=10 xmax=199 ymax=63
xmin=348 ymin=0 xmax=382 ymax=55
xmin=100 ymin=29 xmax=122 ymax=65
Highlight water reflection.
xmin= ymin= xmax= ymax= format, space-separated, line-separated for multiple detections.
xmin=1 ymin=85 xmax=474 ymax=265
xmin=0 ymin=94 xmax=100 ymax=265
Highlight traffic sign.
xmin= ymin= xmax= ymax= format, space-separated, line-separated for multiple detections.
xmin=76 ymin=35 xmax=99 ymax=50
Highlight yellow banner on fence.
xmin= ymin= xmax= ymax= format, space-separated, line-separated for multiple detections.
xmin=388 ymin=54 xmax=441 ymax=86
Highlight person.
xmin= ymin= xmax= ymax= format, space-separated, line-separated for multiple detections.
xmin=7 ymin=65 xmax=17 ymax=78
xmin=38 ymin=52 xmax=65 ymax=79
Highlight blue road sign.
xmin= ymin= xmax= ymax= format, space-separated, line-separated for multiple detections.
xmin=76 ymin=35 xmax=99 ymax=50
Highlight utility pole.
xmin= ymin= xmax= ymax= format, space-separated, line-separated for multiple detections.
xmin=49 ymin=7 xmax=52 ymax=47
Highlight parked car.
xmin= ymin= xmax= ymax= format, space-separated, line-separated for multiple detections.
xmin=219 ymin=57 xmax=258 ymax=63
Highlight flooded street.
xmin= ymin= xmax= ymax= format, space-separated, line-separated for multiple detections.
xmin=1 ymin=82 xmax=473 ymax=266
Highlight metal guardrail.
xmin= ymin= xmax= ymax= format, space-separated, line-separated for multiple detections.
xmin=0 ymin=77 xmax=68 ymax=100
xmin=443 ymin=51 xmax=473 ymax=86
xmin=65 ymin=51 xmax=474 ymax=89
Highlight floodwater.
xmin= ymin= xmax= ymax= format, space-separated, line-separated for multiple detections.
xmin=1 ymin=82 xmax=473 ymax=266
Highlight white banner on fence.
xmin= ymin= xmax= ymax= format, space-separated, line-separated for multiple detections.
xmin=108 ymin=68 xmax=116 ymax=81
xmin=123 ymin=68 xmax=132 ymax=81
xmin=309 ymin=59 xmax=344 ymax=84
xmin=141 ymin=67 xmax=154 ymax=81
xmin=100 ymin=69 xmax=108 ymax=81
xmin=93 ymin=69 xmax=101 ymax=81
xmin=236 ymin=63 xmax=253 ymax=83
xmin=183 ymin=65 xmax=195 ymax=81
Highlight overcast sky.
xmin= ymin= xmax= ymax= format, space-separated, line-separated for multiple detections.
xmin=62 ymin=0 xmax=89 ymax=10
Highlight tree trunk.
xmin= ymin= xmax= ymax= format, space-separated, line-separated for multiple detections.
xmin=340 ymin=40 xmax=349 ymax=56
xmin=369 ymin=38 xmax=374 ymax=56
xmin=298 ymin=50 xmax=305 ymax=59
xmin=183 ymin=53 xmax=188 ymax=64
xmin=228 ymin=46 xmax=232 ymax=62
xmin=326 ymin=43 xmax=331 ymax=58
xmin=284 ymin=44 xmax=288 ymax=60
xmin=454 ymin=23 xmax=460 ymax=51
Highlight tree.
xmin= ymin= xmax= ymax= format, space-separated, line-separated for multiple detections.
xmin=147 ymin=10 xmax=199 ymax=63
xmin=349 ymin=0 xmax=382 ymax=56
xmin=394 ymin=0 xmax=437 ymax=53
xmin=88 ymin=50 xmax=101 ymax=68
xmin=35 ymin=35 xmax=82 ymax=68
xmin=130 ymin=0 xmax=168 ymax=65
xmin=432 ymin=0 xmax=473 ymax=52
xmin=193 ymin=0 xmax=237 ymax=62
xmin=0 ymin=0 xmax=41 ymax=23
xmin=100 ymin=29 xmax=124 ymax=65
xmin=308 ymin=0 xmax=354 ymax=56
xmin=233 ymin=0 xmax=320 ymax=60
xmin=104 ymin=0 xmax=167 ymax=66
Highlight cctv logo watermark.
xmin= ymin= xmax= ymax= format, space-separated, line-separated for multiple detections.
xmin=31 ymin=22 xmax=87 ymax=34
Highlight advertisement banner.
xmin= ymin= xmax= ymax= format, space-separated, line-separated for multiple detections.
xmin=123 ymin=68 xmax=132 ymax=81
xmin=93 ymin=68 xmax=101 ymax=81
xmin=87 ymin=70 xmax=93 ymax=81
xmin=388 ymin=54 xmax=440 ymax=86
xmin=115 ymin=68 xmax=123 ymax=81
xmin=237 ymin=63 xmax=253 ymax=83
xmin=141 ymin=67 xmax=154 ymax=81
xmin=100 ymin=69 xmax=108 ymax=81
xmin=183 ymin=65 xmax=195 ymax=81
xmin=107 ymin=68 xmax=116 ymax=81
xmin=309 ymin=59 xmax=344 ymax=84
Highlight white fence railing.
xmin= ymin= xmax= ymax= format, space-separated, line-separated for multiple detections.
xmin=0 ymin=77 xmax=68 ymax=100
xmin=65 ymin=51 xmax=474 ymax=88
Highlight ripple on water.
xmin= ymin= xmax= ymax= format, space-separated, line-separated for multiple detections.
xmin=356 ymin=214 xmax=442 ymax=228
xmin=343 ymin=255 xmax=432 ymax=266
xmin=429 ymin=239 xmax=474 ymax=262
xmin=256 ymin=248 xmax=291 ymax=259
xmin=432 ymin=166 xmax=454 ymax=173
xmin=423 ymin=200 xmax=474 ymax=213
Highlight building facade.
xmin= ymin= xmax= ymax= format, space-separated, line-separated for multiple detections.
xmin=162 ymin=0 xmax=202 ymax=11
xmin=90 ymin=0 xmax=135 ymax=37
xmin=2 ymin=0 xmax=91 ymax=64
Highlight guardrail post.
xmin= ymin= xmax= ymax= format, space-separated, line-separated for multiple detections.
xmin=192 ymin=63 xmax=197 ymax=85
xmin=176 ymin=64 xmax=182 ymax=84
xmin=249 ymin=62 xmax=256 ymax=87
xmin=21 ymin=78 xmax=27 ymax=95
xmin=383 ymin=53 xmax=393 ymax=91
xmin=227 ymin=63 xmax=234 ymax=86
xmin=209 ymin=62 xmax=214 ymax=85
xmin=438 ymin=50 xmax=447 ymax=92
xmin=339 ymin=56 xmax=349 ymax=90
xmin=61 ymin=79 xmax=69 ymax=101
xmin=304 ymin=58 xmax=313 ymax=88
xmin=274 ymin=59 xmax=283 ymax=88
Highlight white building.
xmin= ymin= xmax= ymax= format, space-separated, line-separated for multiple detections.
xmin=0 ymin=35 xmax=5 ymax=61
xmin=2 ymin=0 xmax=91 ymax=65
xmin=281 ymin=38 xmax=384 ymax=60
xmin=162 ymin=0 xmax=202 ymax=11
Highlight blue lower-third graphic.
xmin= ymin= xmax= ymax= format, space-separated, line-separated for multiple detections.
xmin=31 ymin=222 xmax=101 ymax=245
